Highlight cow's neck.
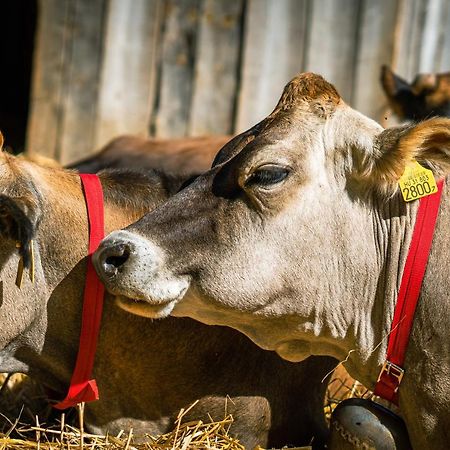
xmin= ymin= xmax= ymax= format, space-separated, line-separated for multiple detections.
xmin=343 ymin=192 xmax=420 ymax=390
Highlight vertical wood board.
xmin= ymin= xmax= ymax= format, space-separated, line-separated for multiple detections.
xmin=394 ymin=0 xmax=427 ymax=79
xmin=95 ymin=0 xmax=162 ymax=149
xmin=26 ymin=0 xmax=70 ymax=158
xmin=153 ymin=0 xmax=201 ymax=137
xmin=188 ymin=0 xmax=244 ymax=136
xmin=58 ymin=0 xmax=106 ymax=165
xmin=352 ymin=0 xmax=399 ymax=120
xmin=235 ymin=0 xmax=309 ymax=133
xmin=438 ymin=2 xmax=450 ymax=71
xmin=305 ymin=0 xmax=361 ymax=103
xmin=418 ymin=0 xmax=448 ymax=73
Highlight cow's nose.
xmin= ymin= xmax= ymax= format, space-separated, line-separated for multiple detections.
xmin=95 ymin=242 xmax=132 ymax=277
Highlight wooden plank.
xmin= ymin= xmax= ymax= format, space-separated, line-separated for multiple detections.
xmin=438 ymin=2 xmax=450 ymax=71
xmin=58 ymin=0 xmax=106 ymax=165
xmin=393 ymin=0 xmax=449 ymax=78
xmin=394 ymin=0 xmax=427 ymax=79
xmin=352 ymin=0 xmax=399 ymax=121
xmin=304 ymin=0 xmax=361 ymax=104
xmin=188 ymin=0 xmax=244 ymax=136
xmin=26 ymin=0 xmax=70 ymax=158
xmin=153 ymin=0 xmax=201 ymax=138
xmin=235 ymin=0 xmax=308 ymax=133
xmin=418 ymin=0 xmax=448 ymax=72
xmin=94 ymin=0 xmax=162 ymax=149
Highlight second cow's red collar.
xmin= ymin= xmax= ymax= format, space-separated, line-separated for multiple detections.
xmin=374 ymin=179 xmax=445 ymax=404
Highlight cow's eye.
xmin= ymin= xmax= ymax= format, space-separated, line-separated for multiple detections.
xmin=245 ymin=165 xmax=289 ymax=188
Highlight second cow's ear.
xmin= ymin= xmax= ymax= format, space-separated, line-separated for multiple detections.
xmin=0 ymin=195 xmax=41 ymax=267
xmin=359 ymin=118 xmax=450 ymax=196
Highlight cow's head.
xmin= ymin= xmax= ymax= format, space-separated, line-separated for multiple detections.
xmin=94 ymin=73 xmax=450 ymax=370
xmin=381 ymin=65 xmax=450 ymax=121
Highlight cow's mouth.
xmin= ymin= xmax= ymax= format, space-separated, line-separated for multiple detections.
xmin=115 ymin=295 xmax=177 ymax=319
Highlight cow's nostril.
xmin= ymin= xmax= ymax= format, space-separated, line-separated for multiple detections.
xmin=106 ymin=252 xmax=129 ymax=268
xmin=102 ymin=245 xmax=131 ymax=275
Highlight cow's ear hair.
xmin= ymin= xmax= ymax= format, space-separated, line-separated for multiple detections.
xmin=358 ymin=118 xmax=450 ymax=196
xmin=0 ymin=195 xmax=40 ymax=267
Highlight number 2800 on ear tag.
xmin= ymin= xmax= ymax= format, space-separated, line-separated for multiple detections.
xmin=399 ymin=161 xmax=438 ymax=202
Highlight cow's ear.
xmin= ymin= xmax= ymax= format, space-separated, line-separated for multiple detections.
xmin=0 ymin=195 xmax=41 ymax=267
xmin=381 ymin=65 xmax=411 ymax=99
xmin=358 ymin=118 xmax=450 ymax=196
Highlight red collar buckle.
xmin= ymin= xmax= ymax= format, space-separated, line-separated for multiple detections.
xmin=377 ymin=360 xmax=404 ymax=391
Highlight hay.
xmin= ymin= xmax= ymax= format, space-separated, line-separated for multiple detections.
xmin=0 ymin=373 xmax=53 ymax=435
xmin=324 ymin=365 xmax=401 ymax=421
xmin=324 ymin=365 xmax=371 ymax=421
xmin=0 ymin=398 xmax=245 ymax=450
xmin=0 ymin=367 xmax=379 ymax=449
xmin=146 ymin=400 xmax=244 ymax=449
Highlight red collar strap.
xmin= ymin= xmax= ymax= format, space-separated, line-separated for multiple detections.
xmin=374 ymin=179 xmax=444 ymax=404
xmin=54 ymin=174 xmax=105 ymax=409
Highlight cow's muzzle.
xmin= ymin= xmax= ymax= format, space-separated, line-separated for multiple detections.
xmin=93 ymin=230 xmax=148 ymax=284
xmin=93 ymin=230 xmax=190 ymax=319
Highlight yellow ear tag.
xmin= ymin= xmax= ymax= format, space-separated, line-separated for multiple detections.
xmin=14 ymin=240 xmax=35 ymax=289
xmin=399 ymin=161 xmax=438 ymax=202
xmin=15 ymin=242 xmax=24 ymax=289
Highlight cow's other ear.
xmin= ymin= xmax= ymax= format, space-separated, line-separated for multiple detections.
xmin=381 ymin=65 xmax=411 ymax=99
xmin=359 ymin=118 xmax=450 ymax=195
xmin=0 ymin=195 xmax=41 ymax=267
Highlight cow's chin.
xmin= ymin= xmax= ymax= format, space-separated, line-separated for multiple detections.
xmin=111 ymin=277 xmax=190 ymax=319
xmin=275 ymin=340 xmax=312 ymax=363
xmin=115 ymin=296 xmax=177 ymax=319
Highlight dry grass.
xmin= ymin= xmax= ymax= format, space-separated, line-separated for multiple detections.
xmin=323 ymin=365 xmax=371 ymax=422
xmin=0 ymin=401 xmax=245 ymax=449
xmin=0 ymin=367 xmax=374 ymax=449
xmin=0 ymin=378 xmax=246 ymax=450
xmin=0 ymin=373 xmax=54 ymax=433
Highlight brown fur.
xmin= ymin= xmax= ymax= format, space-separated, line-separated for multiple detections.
xmin=19 ymin=152 xmax=62 ymax=168
xmin=70 ymin=135 xmax=231 ymax=175
xmin=272 ymin=73 xmax=341 ymax=118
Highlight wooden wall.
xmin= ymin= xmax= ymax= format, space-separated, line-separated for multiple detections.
xmin=26 ymin=0 xmax=450 ymax=164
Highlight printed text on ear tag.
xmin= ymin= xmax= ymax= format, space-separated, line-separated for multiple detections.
xmin=399 ymin=161 xmax=438 ymax=202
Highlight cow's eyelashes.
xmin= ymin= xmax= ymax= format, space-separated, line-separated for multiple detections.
xmin=245 ymin=166 xmax=290 ymax=188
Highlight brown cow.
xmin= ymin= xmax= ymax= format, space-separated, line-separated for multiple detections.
xmin=69 ymin=135 xmax=231 ymax=175
xmin=381 ymin=65 xmax=450 ymax=121
xmin=0 ymin=148 xmax=335 ymax=448
xmin=95 ymin=73 xmax=450 ymax=449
